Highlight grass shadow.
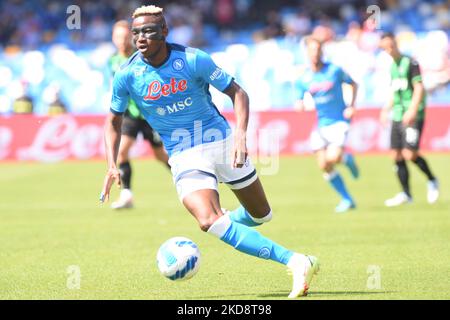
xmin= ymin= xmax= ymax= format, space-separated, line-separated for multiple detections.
xmin=258 ymin=290 xmax=396 ymax=299
xmin=191 ymin=290 xmax=395 ymax=300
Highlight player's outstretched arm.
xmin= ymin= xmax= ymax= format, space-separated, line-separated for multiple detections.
xmin=224 ymin=81 xmax=249 ymax=168
xmin=403 ymin=81 xmax=424 ymax=126
xmin=100 ymin=112 xmax=123 ymax=202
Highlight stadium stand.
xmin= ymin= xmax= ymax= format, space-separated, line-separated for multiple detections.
xmin=0 ymin=0 xmax=448 ymax=114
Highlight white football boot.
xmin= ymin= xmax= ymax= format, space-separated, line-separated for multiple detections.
xmin=287 ymin=253 xmax=320 ymax=298
xmin=427 ymin=179 xmax=439 ymax=204
xmin=111 ymin=189 xmax=134 ymax=209
xmin=384 ymin=192 xmax=412 ymax=207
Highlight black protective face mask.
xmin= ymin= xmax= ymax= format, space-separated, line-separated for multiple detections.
xmin=131 ymin=22 xmax=165 ymax=41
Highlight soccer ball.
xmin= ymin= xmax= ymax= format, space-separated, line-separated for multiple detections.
xmin=156 ymin=237 xmax=201 ymax=281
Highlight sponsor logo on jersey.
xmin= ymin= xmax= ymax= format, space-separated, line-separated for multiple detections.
xmin=309 ymin=81 xmax=334 ymax=94
xmin=155 ymin=97 xmax=193 ymax=116
xmin=392 ymin=78 xmax=408 ymax=91
xmin=209 ymin=67 xmax=224 ymax=81
xmin=143 ymin=78 xmax=188 ymax=101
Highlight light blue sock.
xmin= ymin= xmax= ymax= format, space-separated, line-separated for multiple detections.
xmin=228 ymin=205 xmax=262 ymax=227
xmin=342 ymin=153 xmax=360 ymax=179
xmin=327 ymin=171 xmax=353 ymax=201
xmin=343 ymin=153 xmax=351 ymax=166
xmin=209 ymin=215 xmax=293 ymax=265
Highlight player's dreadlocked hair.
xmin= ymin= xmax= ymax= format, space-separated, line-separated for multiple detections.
xmin=132 ymin=5 xmax=164 ymax=19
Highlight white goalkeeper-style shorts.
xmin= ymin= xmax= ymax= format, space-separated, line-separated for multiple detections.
xmin=168 ymin=135 xmax=258 ymax=201
xmin=310 ymin=121 xmax=350 ymax=152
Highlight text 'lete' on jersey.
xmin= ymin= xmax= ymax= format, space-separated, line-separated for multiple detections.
xmin=110 ymin=43 xmax=234 ymax=156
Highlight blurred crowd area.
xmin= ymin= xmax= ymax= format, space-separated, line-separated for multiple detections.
xmin=0 ymin=0 xmax=449 ymax=115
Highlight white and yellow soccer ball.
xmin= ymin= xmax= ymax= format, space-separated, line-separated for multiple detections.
xmin=156 ymin=237 xmax=201 ymax=281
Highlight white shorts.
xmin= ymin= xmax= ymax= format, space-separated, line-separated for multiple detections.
xmin=310 ymin=121 xmax=350 ymax=151
xmin=168 ymin=135 xmax=258 ymax=201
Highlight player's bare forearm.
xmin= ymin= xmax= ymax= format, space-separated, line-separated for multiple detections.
xmin=409 ymin=82 xmax=424 ymax=114
xmin=104 ymin=112 xmax=123 ymax=169
xmin=224 ymin=81 xmax=249 ymax=167
xmin=349 ymin=82 xmax=358 ymax=107
xmin=225 ymin=81 xmax=249 ymax=137
xmin=343 ymin=82 xmax=358 ymax=120
xmin=100 ymin=112 xmax=123 ymax=202
xmin=402 ymin=82 xmax=424 ymax=126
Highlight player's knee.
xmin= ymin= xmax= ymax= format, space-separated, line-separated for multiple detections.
xmin=321 ymin=161 xmax=334 ymax=172
xmin=258 ymin=210 xmax=273 ymax=223
xmin=153 ymin=147 xmax=167 ymax=162
xmin=118 ymin=150 xmax=129 ymax=163
xmin=402 ymin=149 xmax=417 ymax=161
xmin=326 ymin=154 xmax=341 ymax=165
xmin=392 ymin=150 xmax=403 ymax=162
xmin=318 ymin=161 xmax=328 ymax=171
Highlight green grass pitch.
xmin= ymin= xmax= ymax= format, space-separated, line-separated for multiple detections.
xmin=0 ymin=154 xmax=449 ymax=300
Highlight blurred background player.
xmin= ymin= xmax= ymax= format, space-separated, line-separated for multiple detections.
xmin=109 ymin=20 xmax=169 ymax=210
xmin=12 ymin=80 xmax=34 ymax=114
xmin=295 ymin=36 xmax=359 ymax=213
xmin=101 ymin=5 xmax=319 ymax=298
xmin=379 ymin=32 xmax=439 ymax=207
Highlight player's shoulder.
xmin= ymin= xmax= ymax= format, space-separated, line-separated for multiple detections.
xmin=168 ymin=43 xmax=212 ymax=73
xmin=170 ymin=43 xmax=211 ymax=60
xmin=405 ymin=55 xmax=420 ymax=67
xmin=168 ymin=42 xmax=188 ymax=53
xmin=296 ymin=64 xmax=310 ymax=81
xmin=118 ymin=51 xmax=142 ymax=73
xmin=167 ymin=42 xmax=200 ymax=58
xmin=113 ymin=51 xmax=144 ymax=84
xmin=326 ymin=62 xmax=343 ymax=73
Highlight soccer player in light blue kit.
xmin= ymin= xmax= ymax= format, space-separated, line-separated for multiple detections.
xmin=295 ymin=37 xmax=359 ymax=213
xmin=100 ymin=5 xmax=319 ymax=298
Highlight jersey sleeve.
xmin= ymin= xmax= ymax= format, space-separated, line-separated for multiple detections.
xmin=194 ymin=49 xmax=234 ymax=92
xmin=409 ymin=59 xmax=422 ymax=84
xmin=338 ymin=67 xmax=354 ymax=84
xmin=110 ymin=70 xmax=129 ymax=115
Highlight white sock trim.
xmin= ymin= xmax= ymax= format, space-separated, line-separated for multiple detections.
xmin=287 ymin=253 xmax=306 ymax=269
xmin=207 ymin=214 xmax=232 ymax=238
xmin=250 ymin=210 xmax=273 ymax=224
xmin=120 ymin=188 xmax=133 ymax=197
xmin=323 ymin=170 xmax=338 ymax=181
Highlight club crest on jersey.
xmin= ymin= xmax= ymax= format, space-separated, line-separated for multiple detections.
xmin=172 ymin=59 xmax=185 ymax=71
xmin=144 ymin=78 xmax=188 ymax=101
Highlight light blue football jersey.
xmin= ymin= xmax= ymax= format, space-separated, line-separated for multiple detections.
xmin=295 ymin=63 xmax=354 ymax=127
xmin=111 ymin=43 xmax=233 ymax=156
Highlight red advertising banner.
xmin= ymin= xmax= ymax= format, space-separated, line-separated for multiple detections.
xmin=0 ymin=108 xmax=449 ymax=162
